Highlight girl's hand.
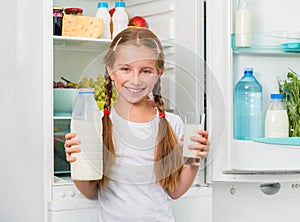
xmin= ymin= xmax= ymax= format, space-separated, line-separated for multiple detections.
xmin=64 ymin=132 xmax=80 ymax=162
xmin=188 ymin=130 xmax=210 ymax=159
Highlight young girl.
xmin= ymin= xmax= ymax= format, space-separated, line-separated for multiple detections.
xmin=64 ymin=27 xmax=209 ymax=222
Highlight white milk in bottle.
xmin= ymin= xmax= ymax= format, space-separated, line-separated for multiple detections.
xmin=265 ymin=93 xmax=289 ymax=138
xmin=235 ymin=0 xmax=252 ymax=47
xmin=70 ymin=88 xmax=103 ymax=180
xmin=112 ymin=1 xmax=129 ymax=38
xmin=95 ymin=2 xmax=111 ymax=39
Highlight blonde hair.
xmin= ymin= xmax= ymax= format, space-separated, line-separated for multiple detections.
xmin=100 ymin=27 xmax=183 ymax=191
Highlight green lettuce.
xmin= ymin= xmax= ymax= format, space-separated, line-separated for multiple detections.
xmin=278 ymin=69 xmax=300 ymax=137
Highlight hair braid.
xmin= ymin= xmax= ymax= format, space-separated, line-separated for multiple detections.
xmin=153 ymin=79 xmax=183 ymax=191
xmin=100 ymin=71 xmax=116 ymax=187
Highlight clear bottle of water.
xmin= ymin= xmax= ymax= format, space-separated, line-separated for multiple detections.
xmin=234 ymin=67 xmax=263 ymax=140
xmin=70 ymin=88 xmax=103 ymax=180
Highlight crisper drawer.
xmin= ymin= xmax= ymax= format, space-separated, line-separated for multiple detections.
xmin=231 ymin=139 xmax=300 ymax=172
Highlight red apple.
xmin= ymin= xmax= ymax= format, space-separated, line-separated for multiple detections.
xmin=129 ymin=16 xmax=148 ymax=28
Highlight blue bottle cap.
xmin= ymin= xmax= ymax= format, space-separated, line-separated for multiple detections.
xmin=115 ymin=1 xmax=126 ymax=7
xmin=97 ymin=2 xmax=108 ymax=8
xmin=244 ymin=67 xmax=253 ymax=75
xmin=270 ymin=93 xmax=283 ymax=99
xmin=78 ymin=88 xmax=94 ymax=94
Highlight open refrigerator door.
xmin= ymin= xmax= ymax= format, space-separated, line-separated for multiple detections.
xmin=206 ymin=0 xmax=300 ymax=221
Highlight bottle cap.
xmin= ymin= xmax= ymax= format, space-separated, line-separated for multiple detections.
xmin=115 ymin=1 xmax=126 ymax=7
xmin=270 ymin=93 xmax=283 ymax=99
xmin=53 ymin=6 xmax=64 ymax=11
xmin=97 ymin=2 xmax=108 ymax=8
xmin=64 ymin=8 xmax=83 ymax=15
xmin=78 ymin=88 xmax=95 ymax=94
xmin=244 ymin=67 xmax=253 ymax=75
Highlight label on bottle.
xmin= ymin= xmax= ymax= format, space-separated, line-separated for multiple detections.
xmin=265 ymin=110 xmax=289 ymax=138
xmin=70 ymin=119 xmax=103 ymax=181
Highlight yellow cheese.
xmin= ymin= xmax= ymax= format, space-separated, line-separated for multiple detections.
xmin=62 ymin=15 xmax=104 ymax=38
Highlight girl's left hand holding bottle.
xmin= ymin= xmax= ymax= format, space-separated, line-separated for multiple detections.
xmin=64 ymin=132 xmax=80 ymax=162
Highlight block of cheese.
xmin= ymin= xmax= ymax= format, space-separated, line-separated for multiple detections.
xmin=62 ymin=15 xmax=104 ymax=38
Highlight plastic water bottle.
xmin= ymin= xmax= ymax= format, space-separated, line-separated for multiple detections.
xmin=112 ymin=1 xmax=129 ymax=38
xmin=234 ymin=67 xmax=262 ymax=140
xmin=265 ymin=93 xmax=289 ymax=138
xmin=95 ymin=2 xmax=111 ymax=39
xmin=70 ymin=88 xmax=103 ymax=180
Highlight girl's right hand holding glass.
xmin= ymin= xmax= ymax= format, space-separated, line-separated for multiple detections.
xmin=64 ymin=132 xmax=80 ymax=162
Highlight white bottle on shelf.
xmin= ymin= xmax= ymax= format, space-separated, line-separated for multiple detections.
xmin=235 ymin=0 xmax=252 ymax=47
xmin=265 ymin=93 xmax=289 ymax=138
xmin=95 ymin=2 xmax=111 ymax=39
xmin=112 ymin=1 xmax=129 ymax=38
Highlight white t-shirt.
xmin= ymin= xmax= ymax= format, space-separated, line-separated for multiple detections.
xmin=97 ymin=108 xmax=184 ymax=222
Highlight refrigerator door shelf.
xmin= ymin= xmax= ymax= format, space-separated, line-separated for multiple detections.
xmin=231 ymin=139 xmax=300 ymax=172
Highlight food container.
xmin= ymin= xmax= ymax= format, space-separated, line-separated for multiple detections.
xmin=64 ymin=7 xmax=83 ymax=16
xmin=53 ymin=88 xmax=77 ymax=116
xmin=53 ymin=6 xmax=64 ymax=35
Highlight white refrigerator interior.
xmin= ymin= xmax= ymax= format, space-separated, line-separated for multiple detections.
xmin=50 ymin=0 xmax=209 ymax=221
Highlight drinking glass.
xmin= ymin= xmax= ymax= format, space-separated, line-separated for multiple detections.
xmin=183 ymin=112 xmax=205 ymax=165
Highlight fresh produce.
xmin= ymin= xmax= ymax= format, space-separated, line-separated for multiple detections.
xmin=278 ymin=68 xmax=300 ymax=137
xmin=61 ymin=77 xmax=79 ymax=88
xmin=129 ymin=16 xmax=148 ymax=28
xmin=60 ymin=75 xmax=117 ymax=104
xmin=53 ymin=81 xmax=73 ymax=88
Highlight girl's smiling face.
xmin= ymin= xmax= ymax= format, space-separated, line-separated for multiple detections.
xmin=107 ymin=45 xmax=160 ymax=105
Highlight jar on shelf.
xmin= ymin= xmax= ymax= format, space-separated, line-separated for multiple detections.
xmin=53 ymin=6 xmax=64 ymax=36
xmin=64 ymin=7 xmax=83 ymax=16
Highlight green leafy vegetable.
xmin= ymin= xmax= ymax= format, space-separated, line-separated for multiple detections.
xmin=278 ymin=68 xmax=300 ymax=137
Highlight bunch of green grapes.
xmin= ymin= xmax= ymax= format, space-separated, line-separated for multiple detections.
xmin=76 ymin=74 xmax=117 ymax=103
xmin=78 ymin=77 xmax=95 ymax=88
xmin=93 ymin=74 xmax=117 ymax=103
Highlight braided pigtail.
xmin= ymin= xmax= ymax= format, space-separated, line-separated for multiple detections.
xmin=153 ymin=79 xmax=183 ymax=191
xmin=99 ymin=71 xmax=116 ymax=188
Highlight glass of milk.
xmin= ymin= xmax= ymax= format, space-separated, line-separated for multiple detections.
xmin=183 ymin=112 xmax=205 ymax=165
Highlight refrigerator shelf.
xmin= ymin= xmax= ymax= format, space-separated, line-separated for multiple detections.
xmin=231 ymin=139 xmax=300 ymax=172
xmin=231 ymin=33 xmax=300 ymax=54
xmin=53 ymin=36 xmax=175 ymax=53
xmin=53 ymin=36 xmax=111 ymax=52
xmin=253 ymin=137 xmax=300 ymax=146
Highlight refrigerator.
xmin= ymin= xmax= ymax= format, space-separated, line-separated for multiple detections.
xmin=1 ymin=0 xmax=300 ymax=221
xmin=207 ymin=1 xmax=300 ymax=221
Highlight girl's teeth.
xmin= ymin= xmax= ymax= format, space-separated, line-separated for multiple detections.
xmin=128 ymin=88 xmax=143 ymax=93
